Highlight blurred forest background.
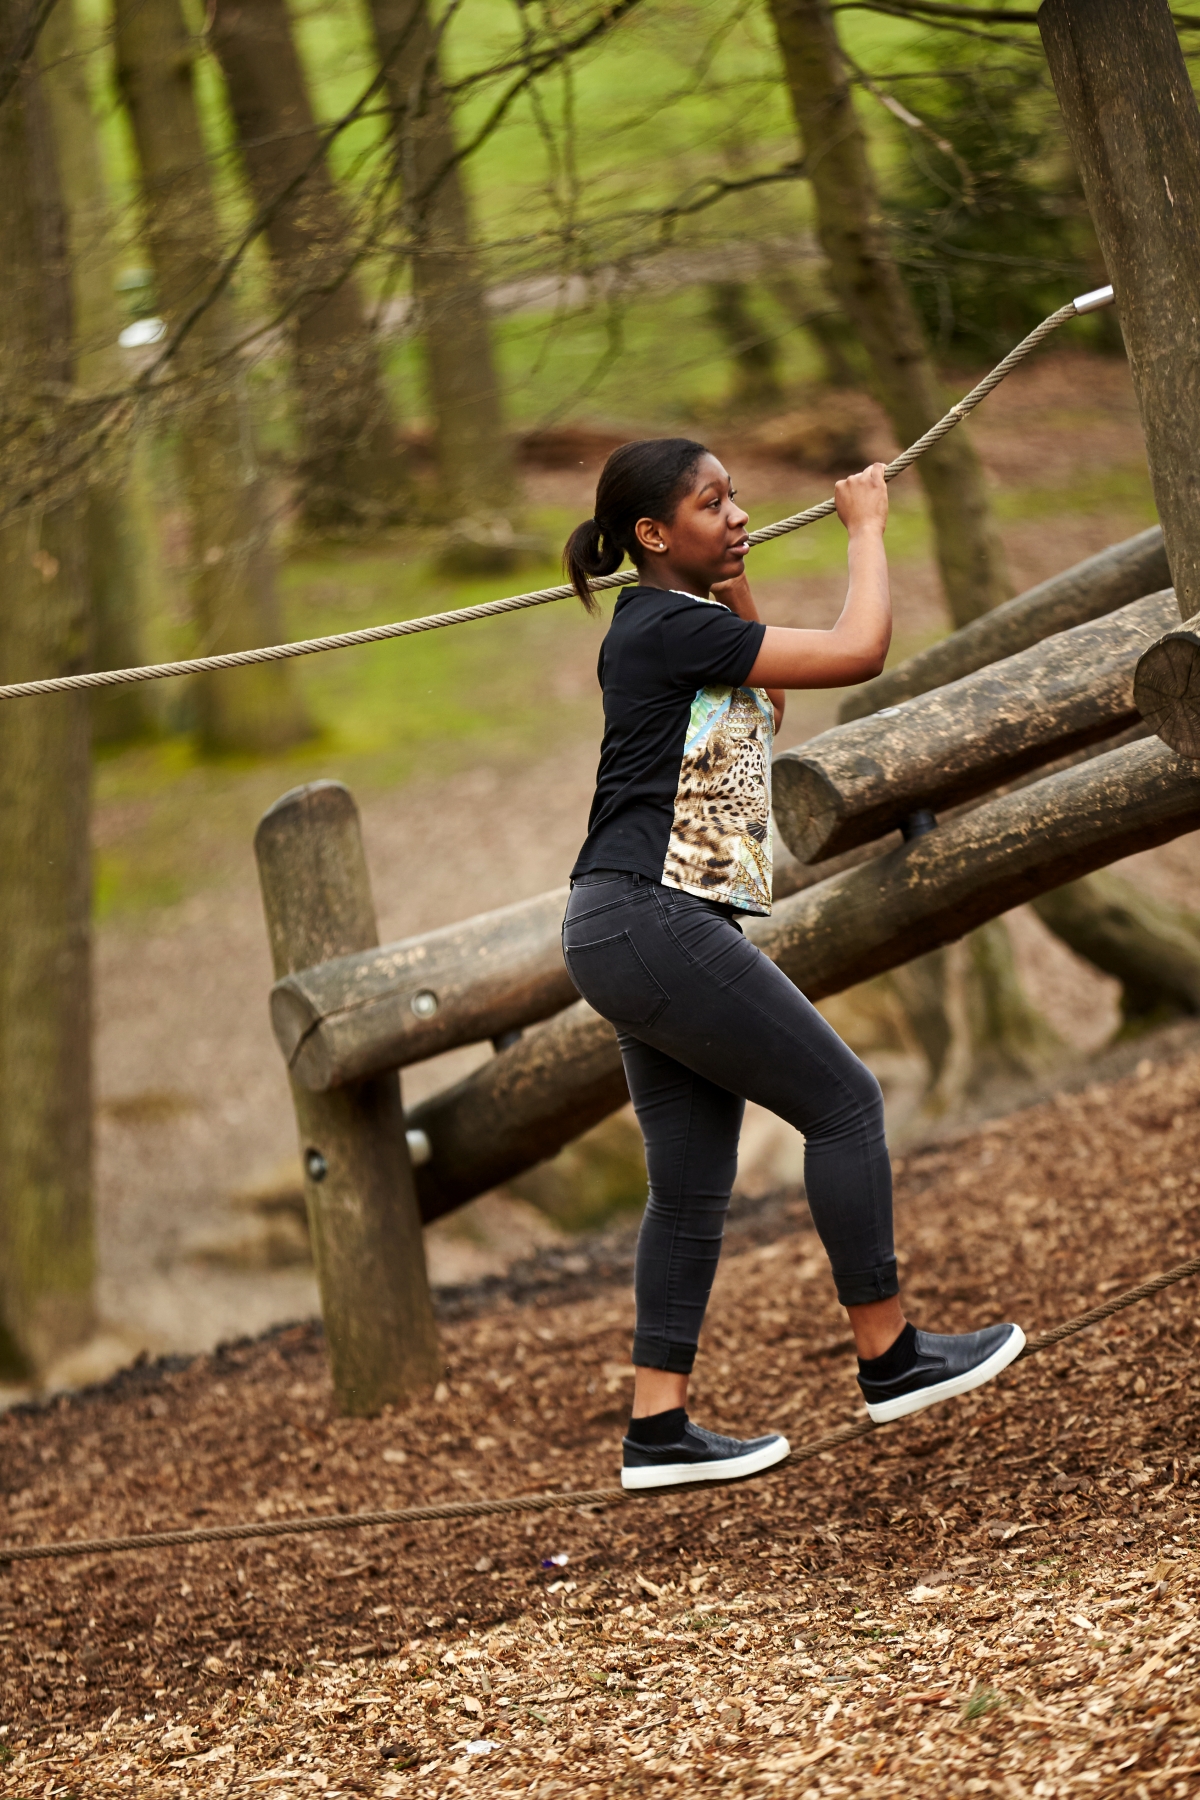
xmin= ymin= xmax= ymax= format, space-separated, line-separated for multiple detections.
xmin=1 ymin=0 xmax=1197 ymax=1395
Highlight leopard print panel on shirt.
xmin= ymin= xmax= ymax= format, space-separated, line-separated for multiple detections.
xmin=661 ymin=683 xmax=774 ymax=914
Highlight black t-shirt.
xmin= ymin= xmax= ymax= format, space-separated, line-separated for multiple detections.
xmin=571 ymin=585 xmax=775 ymax=914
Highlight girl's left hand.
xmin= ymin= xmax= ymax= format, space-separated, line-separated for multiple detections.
xmin=711 ymin=573 xmax=755 ymax=617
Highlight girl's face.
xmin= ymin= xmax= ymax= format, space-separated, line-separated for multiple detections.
xmin=633 ymin=454 xmax=751 ymax=594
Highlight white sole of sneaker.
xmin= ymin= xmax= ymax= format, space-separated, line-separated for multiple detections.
xmin=620 ymin=1435 xmax=791 ymax=1491
xmin=864 ymin=1325 xmax=1026 ymax=1424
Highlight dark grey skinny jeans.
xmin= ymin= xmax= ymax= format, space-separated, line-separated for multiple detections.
xmin=562 ymin=870 xmax=897 ymax=1373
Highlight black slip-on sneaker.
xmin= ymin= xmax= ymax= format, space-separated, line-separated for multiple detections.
xmin=621 ymin=1421 xmax=790 ymax=1491
xmin=858 ymin=1323 xmax=1025 ymax=1424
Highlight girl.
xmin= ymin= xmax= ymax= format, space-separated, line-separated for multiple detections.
xmin=561 ymin=439 xmax=1024 ymax=1492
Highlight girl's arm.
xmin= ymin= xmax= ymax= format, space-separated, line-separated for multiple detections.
xmin=744 ymin=463 xmax=891 ymax=692
xmin=709 ymin=574 xmax=786 ymax=729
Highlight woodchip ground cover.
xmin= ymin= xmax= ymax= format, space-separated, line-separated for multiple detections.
xmin=5 ymin=1038 xmax=1200 ymax=1796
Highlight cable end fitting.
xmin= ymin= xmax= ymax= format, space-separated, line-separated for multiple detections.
xmin=1073 ymin=284 xmax=1115 ymax=315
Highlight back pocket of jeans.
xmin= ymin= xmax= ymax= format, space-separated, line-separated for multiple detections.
xmin=563 ymin=932 xmax=668 ymax=1026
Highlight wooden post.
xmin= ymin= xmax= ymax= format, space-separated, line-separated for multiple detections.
xmin=1040 ymin=0 xmax=1200 ymax=619
xmin=254 ymin=780 xmax=439 ymax=1415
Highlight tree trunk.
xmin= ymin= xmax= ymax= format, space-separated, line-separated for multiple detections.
xmin=0 ymin=53 xmax=95 ymax=1381
xmin=40 ymin=0 xmax=153 ymax=746
xmin=767 ymin=0 xmax=1011 ymax=627
xmin=1032 ymin=870 xmax=1200 ymax=1030
xmin=706 ymin=281 xmax=785 ymax=408
xmin=367 ymin=0 xmax=512 ymax=527
xmin=1040 ymin=0 xmax=1200 ymax=621
xmin=208 ymin=0 xmax=411 ymax=533
xmin=891 ymin=923 xmax=1061 ymax=1118
xmin=840 ymin=526 xmax=1170 ymax=723
xmin=113 ymin=0 xmax=311 ymax=754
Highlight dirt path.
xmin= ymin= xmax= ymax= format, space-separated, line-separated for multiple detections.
xmin=5 ymin=1040 xmax=1200 ymax=1795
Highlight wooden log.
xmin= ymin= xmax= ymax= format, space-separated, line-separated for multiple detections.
xmin=1041 ymin=0 xmax=1200 ymax=620
xmin=409 ymin=1001 xmax=630 ymax=1224
xmin=1133 ymin=611 xmax=1200 ymax=758
xmin=255 ymin=780 xmax=440 ymax=1414
xmin=839 ymin=527 xmax=1169 ymax=723
xmin=773 ymin=589 xmax=1179 ymax=864
xmin=409 ymin=737 xmax=1200 ymax=1221
xmin=273 ymin=886 xmax=574 ymax=1090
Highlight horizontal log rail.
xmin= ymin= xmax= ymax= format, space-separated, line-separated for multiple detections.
xmin=409 ymin=736 xmax=1200 ymax=1222
xmin=838 ymin=525 xmax=1170 ymax=723
xmin=772 ymin=589 xmax=1180 ymax=864
xmin=272 ymin=886 xmax=574 ymax=1090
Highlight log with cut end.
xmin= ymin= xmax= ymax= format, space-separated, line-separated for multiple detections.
xmin=839 ymin=526 xmax=1168 ymax=724
xmin=273 ymin=886 xmax=574 ymax=1090
xmin=1133 ymin=611 xmax=1200 ymax=759
xmin=409 ymin=736 xmax=1200 ymax=1221
xmin=773 ymin=589 xmax=1178 ymax=864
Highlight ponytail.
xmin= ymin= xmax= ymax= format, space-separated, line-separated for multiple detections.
xmin=562 ymin=437 xmax=709 ymax=614
xmin=564 ymin=516 xmax=624 ymax=615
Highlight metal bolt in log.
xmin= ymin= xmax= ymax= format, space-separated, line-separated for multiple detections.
xmin=407 ymin=736 xmax=1200 ymax=1221
xmin=272 ymin=885 xmax=575 ymax=1090
xmin=254 ymin=781 xmax=440 ymax=1414
xmin=774 ymin=589 xmax=1179 ymax=864
xmin=839 ymin=526 xmax=1169 ymax=722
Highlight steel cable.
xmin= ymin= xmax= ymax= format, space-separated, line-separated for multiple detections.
xmin=0 ymin=296 xmax=1103 ymax=705
xmin=0 ymin=1235 xmax=1190 ymax=1569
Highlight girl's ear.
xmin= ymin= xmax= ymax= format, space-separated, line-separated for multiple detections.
xmin=634 ymin=516 xmax=668 ymax=554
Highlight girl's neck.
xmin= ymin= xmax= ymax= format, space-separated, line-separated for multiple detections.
xmin=637 ymin=565 xmax=710 ymax=600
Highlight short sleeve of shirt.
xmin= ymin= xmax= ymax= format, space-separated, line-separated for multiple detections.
xmin=659 ymin=597 xmax=765 ymax=692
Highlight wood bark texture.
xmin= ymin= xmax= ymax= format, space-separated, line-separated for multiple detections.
xmin=255 ymin=781 xmax=440 ymax=1414
xmin=1032 ymin=870 xmax=1200 ymax=1025
xmin=274 ymin=886 xmax=574 ymax=1090
xmin=368 ymin=0 xmax=511 ymax=518
xmin=1040 ymin=0 xmax=1200 ymax=620
xmin=1133 ymin=610 xmax=1200 ymax=758
xmin=839 ymin=526 xmax=1170 ymax=724
xmin=40 ymin=0 xmax=152 ymax=746
xmin=114 ymin=0 xmax=310 ymax=753
xmin=209 ymin=0 xmax=410 ymax=531
xmin=406 ymin=738 xmax=1200 ymax=1220
xmin=767 ymin=0 xmax=1010 ymax=626
xmin=774 ymin=589 xmax=1179 ymax=863
xmin=0 ymin=52 xmax=95 ymax=1380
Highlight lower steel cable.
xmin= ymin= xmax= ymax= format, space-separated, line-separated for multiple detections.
xmin=0 ymin=1235 xmax=1191 ymax=1571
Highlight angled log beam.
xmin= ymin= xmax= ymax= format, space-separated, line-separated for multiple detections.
xmin=272 ymin=886 xmax=573 ymax=1090
xmin=774 ymin=590 xmax=1178 ymax=864
xmin=409 ymin=737 xmax=1200 ymax=1222
xmin=839 ymin=527 xmax=1169 ymax=723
